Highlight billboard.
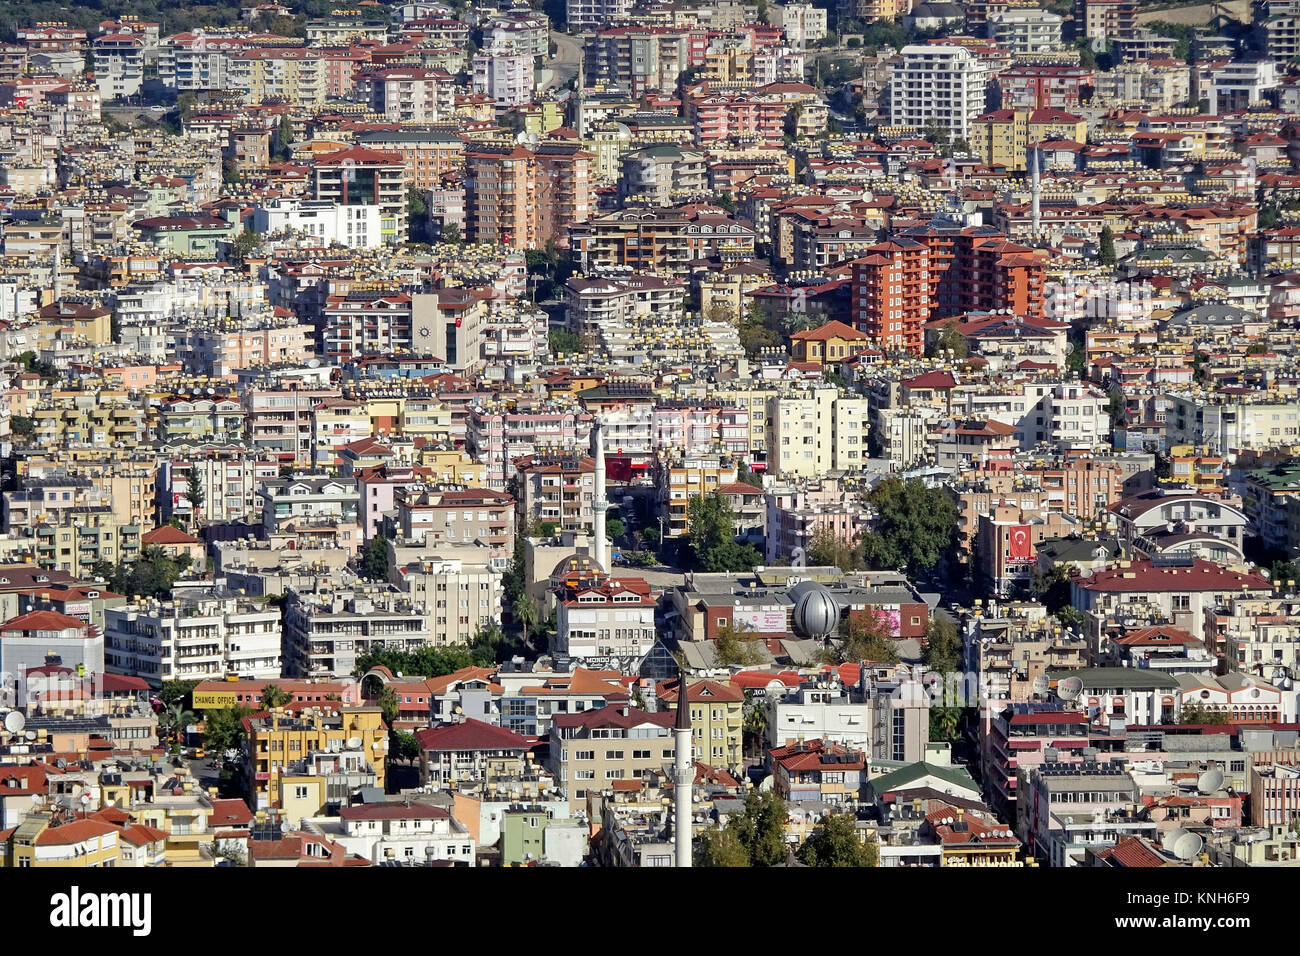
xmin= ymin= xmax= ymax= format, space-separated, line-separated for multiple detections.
xmin=733 ymin=609 xmax=787 ymax=634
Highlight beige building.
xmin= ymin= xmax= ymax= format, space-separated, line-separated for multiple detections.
xmin=549 ymin=703 xmax=676 ymax=812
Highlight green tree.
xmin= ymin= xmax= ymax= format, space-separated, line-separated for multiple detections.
xmin=362 ymin=533 xmax=390 ymax=582
xmin=549 ymin=328 xmax=581 ymax=355
xmin=1180 ymin=704 xmax=1230 ymax=725
xmin=712 ymin=191 xmax=736 ymax=214
xmin=822 ymin=612 xmax=898 ymax=664
xmin=512 ymin=593 xmax=538 ymax=637
xmin=377 ymin=685 xmax=400 ymax=725
xmin=695 ymin=824 xmax=752 ymax=866
xmin=1034 ymin=563 xmax=1073 ymax=613
xmin=737 ymin=300 xmax=780 ymax=359
xmin=110 ymin=546 xmax=188 ymax=599
xmin=10 ymin=415 xmax=32 ymax=438
xmin=687 ymin=493 xmax=761 ymax=572
xmin=922 ymin=615 xmax=962 ymax=673
xmin=929 ymin=704 xmax=965 ymax=743
xmin=159 ymin=680 xmax=200 ymax=710
xmin=441 ymin=222 xmax=463 ymax=244
xmin=1270 ymin=559 xmax=1300 ymax=587
xmin=273 ymin=113 xmax=294 ymax=161
xmin=926 ymin=320 xmax=968 ymax=358
xmin=737 ymin=462 xmax=764 ymax=488
xmin=697 ymin=789 xmax=789 ymax=867
xmin=232 ymin=228 xmax=261 ymax=263
xmin=407 ymin=185 xmax=428 ymax=220
xmin=390 ymin=729 xmax=422 ymax=762
xmin=859 ymin=478 xmax=958 ymax=577
xmin=203 ymin=705 xmax=254 ymax=755
xmin=807 ymin=527 xmax=862 ymax=571
xmin=260 ymin=684 xmax=291 ymax=709
xmin=1247 ymin=339 xmax=1269 ymax=356
xmin=715 ymin=624 xmax=767 ymax=667
xmin=1098 ymin=224 xmax=1117 ymax=266
xmin=186 ymin=471 xmax=205 ymax=517
xmin=798 ymin=812 xmax=878 ymax=866
xmin=158 ymin=702 xmax=196 ymax=748
xmin=606 ymin=517 xmax=625 ymax=541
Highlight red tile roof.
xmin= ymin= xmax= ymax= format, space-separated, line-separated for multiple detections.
xmin=413 ymin=717 xmax=529 ymax=752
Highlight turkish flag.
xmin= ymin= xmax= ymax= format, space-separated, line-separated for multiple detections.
xmin=1006 ymin=525 xmax=1033 ymax=563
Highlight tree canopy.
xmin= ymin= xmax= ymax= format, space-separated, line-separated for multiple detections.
xmin=362 ymin=534 xmax=390 ymax=582
xmin=922 ymin=615 xmax=962 ymax=673
xmin=798 ymin=812 xmax=878 ymax=866
xmin=203 ymin=705 xmax=254 ymax=755
xmin=714 ymin=624 xmax=768 ymax=667
xmin=821 ymin=611 xmax=898 ymax=665
xmin=696 ymin=789 xmax=789 ymax=867
xmin=859 ymin=478 xmax=958 ymax=576
xmin=687 ymin=493 xmax=762 ymax=572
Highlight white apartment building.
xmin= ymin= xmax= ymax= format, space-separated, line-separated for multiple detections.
xmin=553 ymin=578 xmax=657 ymax=665
xmin=353 ymin=67 xmax=451 ymax=123
xmin=1164 ymin=389 xmax=1300 ymax=454
xmin=395 ymin=558 xmax=503 ymax=647
xmin=957 ymin=380 xmax=1109 ymax=453
xmin=766 ymin=386 xmax=872 ymax=477
xmin=326 ymin=803 xmax=476 ymax=865
xmin=888 ymin=44 xmax=995 ymax=141
xmin=772 ymin=3 xmax=828 ymax=48
xmin=104 ymin=591 xmax=282 ymax=683
xmin=252 ymin=198 xmax=383 ymax=249
xmin=472 ymin=39 xmax=533 ymax=107
xmin=987 ymin=10 xmax=1064 ymax=55
xmin=283 ymin=589 xmax=433 ymax=678
xmin=566 ymin=0 xmax=634 ymax=31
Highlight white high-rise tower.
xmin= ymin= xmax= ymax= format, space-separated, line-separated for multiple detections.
xmin=591 ymin=417 xmax=607 ymax=570
xmin=672 ymin=679 xmax=693 ymax=867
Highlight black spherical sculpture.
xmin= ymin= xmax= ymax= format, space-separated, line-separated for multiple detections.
xmin=788 ymin=581 xmax=840 ymax=641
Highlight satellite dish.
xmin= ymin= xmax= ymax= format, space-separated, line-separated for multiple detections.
xmin=1056 ymin=676 xmax=1084 ymax=702
xmin=4 ymin=711 xmax=25 ymax=734
xmin=24 ymin=730 xmax=35 ymax=740
xmin=1173 ymin=831 xmax=1203 ymax=862
xmin=80 ymin=793 xmax=91 ymax=806
xmin=1162 ymin=827 xmax=1189 ymax=851
xmin=1078 ymin=566 xmax=1093 ymax=578
xmin=347 ymin=736 xmax=362 ymax=750
xmin=1197 ymin=768 xmax=1224 ymax=795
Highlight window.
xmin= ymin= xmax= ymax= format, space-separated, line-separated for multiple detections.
xmin=632 ymin=749 xmax=651 ymax=760
xmin=605 ymin=749 xmax=624 ymax=760
xmin=575 ymin=750 xmax=594 ymax=761
xmin=605 ymin=769 xmax=625 ymax=779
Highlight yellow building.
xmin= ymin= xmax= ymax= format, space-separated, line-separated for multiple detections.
xmin=1163 ymin=444 xmax=1225 ymax=495
xmin=400 ymin=396 xmax=453 ymax=443
xmin=519 ymin=101 xmax=565 ymax=137
xmin=657 ymin=679 xmax=745 ymax=770
xmin=417 ymin=447 xmax=487 ymax=485
xmin=657 ymin=451 xmax=739 ymax=536
xmin=970 ymin=108 xmax=1088 ymax=171
xmin=245 ymin=705 xmax=388 ymax=809
xmin=9 ymin=814 xmax=120 ymax=868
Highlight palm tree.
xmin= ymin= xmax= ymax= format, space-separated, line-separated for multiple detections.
xmin=260 ymin=684 xmax=291 ymax=709
xmin=512 ymin=593 xmax=538 ymax=638
xmin=160 ymin=702 xmax=195 ymax=749
xmin=742 ymin=692 xmax=768 ymax=759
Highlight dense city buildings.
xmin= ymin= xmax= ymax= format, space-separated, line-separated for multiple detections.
xmin=0 ymin=0 xmax=1296 ymax=896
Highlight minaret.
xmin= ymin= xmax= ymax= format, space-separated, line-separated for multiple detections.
xmin=1029 ymin=142 xmax=1041 ymax=238
xmin=591 ymin=417 xmax=608 ymax=570
xmin=673 ymin=678 xmax=693 ymax=868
